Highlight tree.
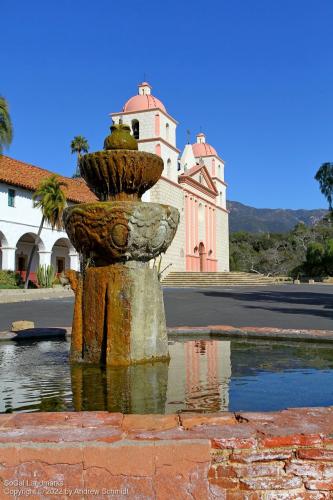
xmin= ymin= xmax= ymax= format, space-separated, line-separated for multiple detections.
xmin=71 ymin=135 xmax=89 ymax=178
xmin=0 ymin=96 xmax=13 ymax=153
xmin=25 ymin=175 xmax=67 ymax=289
xmin=315 ymin=163 xmax=333 ymax=211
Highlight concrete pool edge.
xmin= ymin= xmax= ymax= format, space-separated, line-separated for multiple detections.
xmin=1 ymin=407 xmax=333 ymax=497
xmin=2 ymin=324 xmax=333 ymax=342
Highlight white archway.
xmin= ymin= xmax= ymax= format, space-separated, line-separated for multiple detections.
xmin=51 ymin=237 xmax=72 ymax=273
xmin=0 ymin=231 xmax=9 ymax=270
xmin=15 ymin=232 xmax=45 ymax=280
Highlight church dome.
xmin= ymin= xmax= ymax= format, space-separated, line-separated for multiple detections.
xmin=123 ymin=82 xmax=166 ymax=113
xmin=192 ymin=133 xmax=218 ymax=157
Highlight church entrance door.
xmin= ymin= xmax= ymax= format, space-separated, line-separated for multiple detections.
xmin=199 ymin=242 xmax=207 ymax=272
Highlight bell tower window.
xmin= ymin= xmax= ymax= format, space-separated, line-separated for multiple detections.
xmin=132 ymin=119 xmax=139 ymax=140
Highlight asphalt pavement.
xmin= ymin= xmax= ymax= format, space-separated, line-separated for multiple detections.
xmin=0 ymin=284 xmax=332 ymax=332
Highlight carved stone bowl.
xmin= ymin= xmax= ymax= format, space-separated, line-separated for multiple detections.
xmin=63 ymin=202 xmax=179 ymax=264
xmin=79 ymin=150 xmax=164 ymax=201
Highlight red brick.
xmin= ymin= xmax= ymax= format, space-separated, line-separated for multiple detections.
xmin=240 ymin=476 xmax=302 ymax=490
xmin=322 ymin=464 xmax=333 ymax=479
xmin=226 ymin=493 xmax=261 ymax=500
xmin=230 ymin=450 xmax=293 ymax=463
xmin=216 ymin=465 xmax=238 ymax=478
xmin=180 ymin=412 xmax=237 ymax=429
xmin=208 ymin=467 xmax=216 ymax=479
xmin=212 ymin=436 xmax=257 ymax=450
xmin=211 ymin=450 xmax=230 ymax=464
xmin=83 ymin=443 xmax=155 ymax=476
xmin=208 ymin=480 xmax=227 ymax=499
xmin=123 ymin=414 xmax=178 ymax=432
xmin=298 ymin=448 xmax=333 ymax=461
xmin=209 ymin=477 xmax=240 ymax=490
xmin=264 ymin=491 xmax=329 ymax=499
xmin=4 ymin=411 xmax=123 ymax=429
xmin=234 ymin=462 xmax=284 ymax=478
xmin=259 ymin=434 xmax=321 ymax=448
xmin=305 ymin=479 xmax=333 ymax=491
xmin=286 ymin=460 xmax=323 ymax=479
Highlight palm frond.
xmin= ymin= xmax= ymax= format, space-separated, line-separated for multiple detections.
xmin=32 ymin=175 xmax=67 ymax=230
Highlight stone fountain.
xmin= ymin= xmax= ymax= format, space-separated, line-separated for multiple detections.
xmin=63 ymin=124 xmax=179 ymax=366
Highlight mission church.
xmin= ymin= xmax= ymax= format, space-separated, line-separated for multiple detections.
xmin=0 ymin=82 xmax=229 ymax=279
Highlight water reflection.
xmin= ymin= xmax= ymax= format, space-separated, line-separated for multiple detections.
xmin=1 ymin=337 xmax=333 ymax=413
xmin=167 ymin=339 xmax=231 ymax=412
xmin=71 ymin=361 xmax=169 ymax=414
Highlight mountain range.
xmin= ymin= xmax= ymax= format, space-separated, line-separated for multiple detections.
xmin=227 ymin=200 xmax=327 ymax=233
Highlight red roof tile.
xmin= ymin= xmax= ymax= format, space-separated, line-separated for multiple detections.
xmin=0 ymin=155 xmax=96 ymax=204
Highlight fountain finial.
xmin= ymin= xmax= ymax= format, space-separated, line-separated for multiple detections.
xmin=104 ymin=123 xmax=138 ymax=151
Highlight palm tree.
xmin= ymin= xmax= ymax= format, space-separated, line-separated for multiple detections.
xmin=0 ymin=96 xmax=13 ymax=153
xmin=25 ymin=175 xmax=67 ymax=288
xmin=315 ymin=163 xmax=333 ymax=211
xmin=71 ymin=135 xmax=89 ymax=178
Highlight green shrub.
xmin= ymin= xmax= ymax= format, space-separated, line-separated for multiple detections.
xmin=0 ymin=270 xmax=20 ymax=288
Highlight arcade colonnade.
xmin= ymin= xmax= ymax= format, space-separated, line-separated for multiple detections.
xmin=0 ymin=221 xmax=79 ymax=274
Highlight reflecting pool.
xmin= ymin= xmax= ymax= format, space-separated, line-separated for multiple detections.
xmin=1 ymin=337 xmax=333 ymax=413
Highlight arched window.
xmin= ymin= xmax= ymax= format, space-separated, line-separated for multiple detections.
xmin=166 ymin=123 xmax=169 ymax=141
xmin=220 ymin=192 xmax=223 ymax=205
xmin=198 ymin=203 xmax=204 ymax=224
xmin=167 ymin=158 xmax=172 ymax=177
xmin=132 ymin=119 xmax=139 ymax=139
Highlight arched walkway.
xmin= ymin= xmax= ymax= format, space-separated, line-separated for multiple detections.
xmin=15 ymin=233 xmax=45 ymax=281
xmin=51 ymin=238 xmax=72 ymax=273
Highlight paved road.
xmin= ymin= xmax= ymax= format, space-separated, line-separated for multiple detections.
xmin=0 ymin=284 xmax=332 ymax=331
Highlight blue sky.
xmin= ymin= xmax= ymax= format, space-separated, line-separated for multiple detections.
xmin=1 ymin=0 xmax=332 ymax=209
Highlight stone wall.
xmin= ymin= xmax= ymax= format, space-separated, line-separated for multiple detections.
xmin=149 ymin=177 xmax=185 ymax=273
xmin=216 ymin=207 xmax=230 ymax=271
xmin=1 ymin=408 xmax=333 ymax=498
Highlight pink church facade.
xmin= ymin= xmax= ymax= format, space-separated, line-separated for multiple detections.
xmin=110 ymin=82 xmax=229 ymax=274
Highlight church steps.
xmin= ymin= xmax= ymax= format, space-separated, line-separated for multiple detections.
xmin=161 ymin=272 xmax=277 ymax=287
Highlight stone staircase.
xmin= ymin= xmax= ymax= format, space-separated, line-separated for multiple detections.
xmin=161 ymin=271 xmax=278 ymax=287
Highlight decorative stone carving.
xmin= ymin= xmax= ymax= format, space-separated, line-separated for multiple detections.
xmin=80 ymin=150 xmax=163 ymax=201
xmin=64 ymin=202 xmax=179 ymax=264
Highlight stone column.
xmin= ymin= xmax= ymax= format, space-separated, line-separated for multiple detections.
xmin=69 ymin=251 xmax=80 ymax=271
xmin=76 ymin=261 xmax=169 ymax=366
xmin=1 ymin=247 xmax=16 ymax=271
xmin=38 ymin=251 xmax=52 ymax=267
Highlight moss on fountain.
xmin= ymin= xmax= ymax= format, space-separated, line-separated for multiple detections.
xmin=64 ymin=123 xmax=179 ymax=366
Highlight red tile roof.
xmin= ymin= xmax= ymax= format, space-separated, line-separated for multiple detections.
xmin=0 ymin=155 xmax=96 ymax=203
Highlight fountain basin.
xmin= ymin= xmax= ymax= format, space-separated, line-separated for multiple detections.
xmin=79 ymin=150 xmax=164 ymax=201
xmin=63 ymin=201 xmax=179 ymax=264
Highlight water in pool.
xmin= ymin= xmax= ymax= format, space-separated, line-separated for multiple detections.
xmin=1 ymin=336 xmax=333 ymax=413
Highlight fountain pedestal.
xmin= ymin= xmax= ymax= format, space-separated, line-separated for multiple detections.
xmin=64 ymin=125 xmax=179 ymax=366
xmin=71 ymin=262 xmax=168 ymax=365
